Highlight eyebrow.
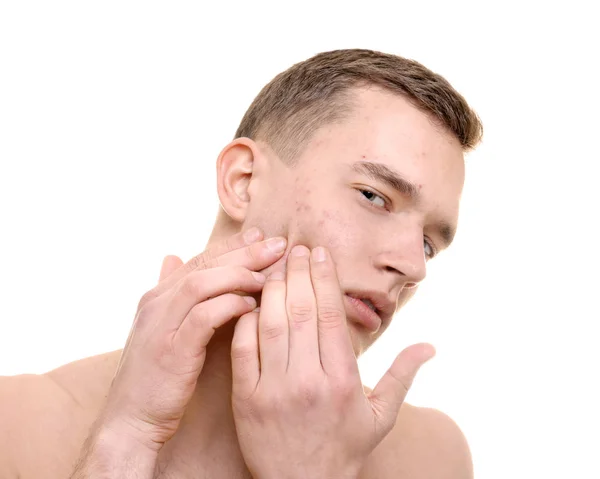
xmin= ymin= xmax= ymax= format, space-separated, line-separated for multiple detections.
xmin=351 ymin=160 xmax=456 ymax=248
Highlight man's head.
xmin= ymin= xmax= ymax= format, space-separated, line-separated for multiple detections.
xmin=212 ymin=49 xmax=482 ymax=355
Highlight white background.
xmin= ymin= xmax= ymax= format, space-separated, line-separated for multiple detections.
xmin=1 ymin=1 xmax=598 ymax=478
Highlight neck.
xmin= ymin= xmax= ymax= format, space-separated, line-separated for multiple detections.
xmin=156 ymin=220 xmax=255 ymax=473
xmin=157 ymin=321 xmax=249 ymax=472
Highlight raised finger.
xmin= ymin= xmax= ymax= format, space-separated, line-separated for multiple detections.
xmin=286 ymin=245 xmax=320 ymax=371
xmin=231 ymin=310 xmax=261 ymax=400
xmin=203 ymin=236 xmax=287 ymax=271
xmin=144 ymin=232 xmax=286 ymax=305
xmin=258 ymin=272 xmax=289 ymax=375
xmin=309 ymin=247 xmax=358 ymax=376
xmin=369 ymin=343 xmax=436 ymax=433
xmin=186 ymin=227 xmax=263 ymax=273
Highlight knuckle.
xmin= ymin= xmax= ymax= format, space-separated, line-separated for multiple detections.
xmin=188 ymin=253 xmax=208 ymax=271
xmin=388 ymin=369 xmax=411 ymax=395
xmin=261 ymin=322 xmax=287 ymax=340
xmin=180 ymin=271 xmax=210 ymax=298
xmin=292 ymin=378 xmax=322 ymax=406
xmin=332 ymin=377 xmax=355 ymax=400
xmin=187 ymin=304 xmax=213 ymax=329
xmin=138 ymin=289 xmax=158 ymax=310
xmin=135 ymin=297 xmax=160 ymax=327
xmin=288 ymin=302 xmax=314 ymax=323
xmin=317 ymin=303 xmax=345 ymax=324
xmin=230 ymin=340 xmax=254 ymax=361
xmin=252 ymin=392 xmax=281 ymax=415
xmin=189 ymin=250 xmax=224 ymax=272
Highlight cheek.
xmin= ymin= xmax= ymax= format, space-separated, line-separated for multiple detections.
xmin=296 ymin=207 xmax=359 ymax=252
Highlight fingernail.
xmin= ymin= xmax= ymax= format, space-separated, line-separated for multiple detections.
xmin=244 ymin=296 xmax=257 ymax=307
xmin=244 ymin=227 xmax=262 ymax=244
xmin=266 ymin=237 xmax=287 ymax=254
xmin=312 ymin=246 xmax=327 ymax=262
xmin=269 ymin=271 xmax=285 ymax=281
xmin=291 ymin=245 xmax=309 ymax=257
xmin=252 ymin=272 xmax=266 ymax=283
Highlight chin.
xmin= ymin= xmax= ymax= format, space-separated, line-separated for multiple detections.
xmin=347 ymin=324 xmax=377 ymax=358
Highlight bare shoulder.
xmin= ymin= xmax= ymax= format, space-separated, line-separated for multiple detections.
xmin=360 ymin=401 xmax=473 ymax=479
xmin=45 ymin=349 xmax=122 ymax=409
xmin=0 ymin=351 xmax=121 ymax=479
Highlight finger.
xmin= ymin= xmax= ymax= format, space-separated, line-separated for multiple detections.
xmin=309 ymin=246 xmax=357 ymax=375
xmin=146 ymin=228 xmax=262 ymax=303
xmin=231 ymin=310 xmax=261 ymax=399
xmin=369 ymin=343 xmax=436 ymax=431
xmin=163 ymin=266 xmax=266 ymax=331
xmin=186 ymin=227 xmax=264 ymax=273
xmin=286 ymin=245 xmax=320 ymax=371
xmin=174 ymin=293 xmax=258 ymax=360
xmin=258 ymin=272 xmax=289 ymax=375
xmin=203 ymin=236 xmax=287 ymax=271
xmin=159 ymin=255 xmax=184 ymax=282
xmin=144 ymin=232 xmax=286 ymax=305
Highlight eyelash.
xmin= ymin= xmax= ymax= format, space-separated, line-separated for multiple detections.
xmin=357 ymin=188 xmax=438 ymax=260
xmin=358 ymin=188 xmax=390 ymax=210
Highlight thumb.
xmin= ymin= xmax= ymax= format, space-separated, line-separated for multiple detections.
xmin=369 ymin=343 xmax=436 ymax=431
xmin=159 ymin=255 xmax=184 ymax=283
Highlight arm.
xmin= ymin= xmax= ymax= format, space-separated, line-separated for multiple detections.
xmin=67 ymin=229 xmax=284 ymax=478
xmin=69 ymin=422 xmax=158 ymax=479
xmin=0 ymin=374 xmax=157 ymax=479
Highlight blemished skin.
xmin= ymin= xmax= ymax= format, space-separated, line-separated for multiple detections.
xmin=0 ymin=86 xmax=473 ymax=479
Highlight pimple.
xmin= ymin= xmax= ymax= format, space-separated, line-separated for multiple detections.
xmin=295 ymin=201 xmax=311 ymax=213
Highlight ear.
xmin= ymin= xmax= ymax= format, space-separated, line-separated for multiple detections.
xmin=216 ymin=138 xmax=261 ymax=222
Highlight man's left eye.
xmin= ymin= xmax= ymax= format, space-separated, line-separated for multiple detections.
xmin=360 ymin=189 xmax=386 ymax=208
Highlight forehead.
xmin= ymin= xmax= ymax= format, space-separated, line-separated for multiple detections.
xmin=300 ymin=87 xmax=465 ymax=223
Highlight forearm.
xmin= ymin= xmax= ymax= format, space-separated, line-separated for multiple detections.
xmin=248 ymin=458 xmax=361 ymax=479
xmin=69 ymin=426 xmax=158 ymax=479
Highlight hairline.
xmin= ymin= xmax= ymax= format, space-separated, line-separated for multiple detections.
xmin=251 ymin=83 xmax=463 ymax=165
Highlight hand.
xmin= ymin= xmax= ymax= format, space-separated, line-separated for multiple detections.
xmin=231 ymin=245 xmax=435 ymax=479
xmin=97 ymin=228 xmax=287 ymax=454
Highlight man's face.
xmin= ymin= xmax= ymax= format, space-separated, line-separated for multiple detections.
xmin=245 ymin=87 xmax=465 ymax=355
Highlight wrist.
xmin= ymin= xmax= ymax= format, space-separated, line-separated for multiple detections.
xmin=70 ymin=422 xmax=159 ymax=479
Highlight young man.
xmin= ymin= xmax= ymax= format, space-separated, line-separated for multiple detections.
xmin=0 ymin=49 xmax=482 ymax=478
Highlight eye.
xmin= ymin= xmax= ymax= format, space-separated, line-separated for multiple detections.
xmin=424 ymin=237 xmax=437 ymax=260
xmin=359 ymin=189 xmax=387 ymax=208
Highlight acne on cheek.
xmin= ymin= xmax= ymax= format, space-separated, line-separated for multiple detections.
xmin=295 ymin=202 xmax=311 ymax=214
xmin=316 ymin=209 xmax=357 ymax=251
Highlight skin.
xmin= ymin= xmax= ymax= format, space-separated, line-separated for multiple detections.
xmin=0 ymin=86 xmax=472 ymax=478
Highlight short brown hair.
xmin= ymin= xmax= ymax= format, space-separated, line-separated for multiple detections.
xmin=234 ymin=49 xmax=482 ymax=162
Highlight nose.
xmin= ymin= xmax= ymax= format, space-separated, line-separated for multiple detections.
xmin=373 ymin=230 xmax=427 ymax=288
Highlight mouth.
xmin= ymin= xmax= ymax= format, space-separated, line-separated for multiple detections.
xmin=344 ymin=294 xmax=382 ymax=333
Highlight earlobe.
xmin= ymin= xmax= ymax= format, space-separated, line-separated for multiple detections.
xmin=216 ymin=138 xmax=258 ymax=223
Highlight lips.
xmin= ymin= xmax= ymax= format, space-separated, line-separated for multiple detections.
xmin=344 ymin=295 xmax=382 ymax=333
